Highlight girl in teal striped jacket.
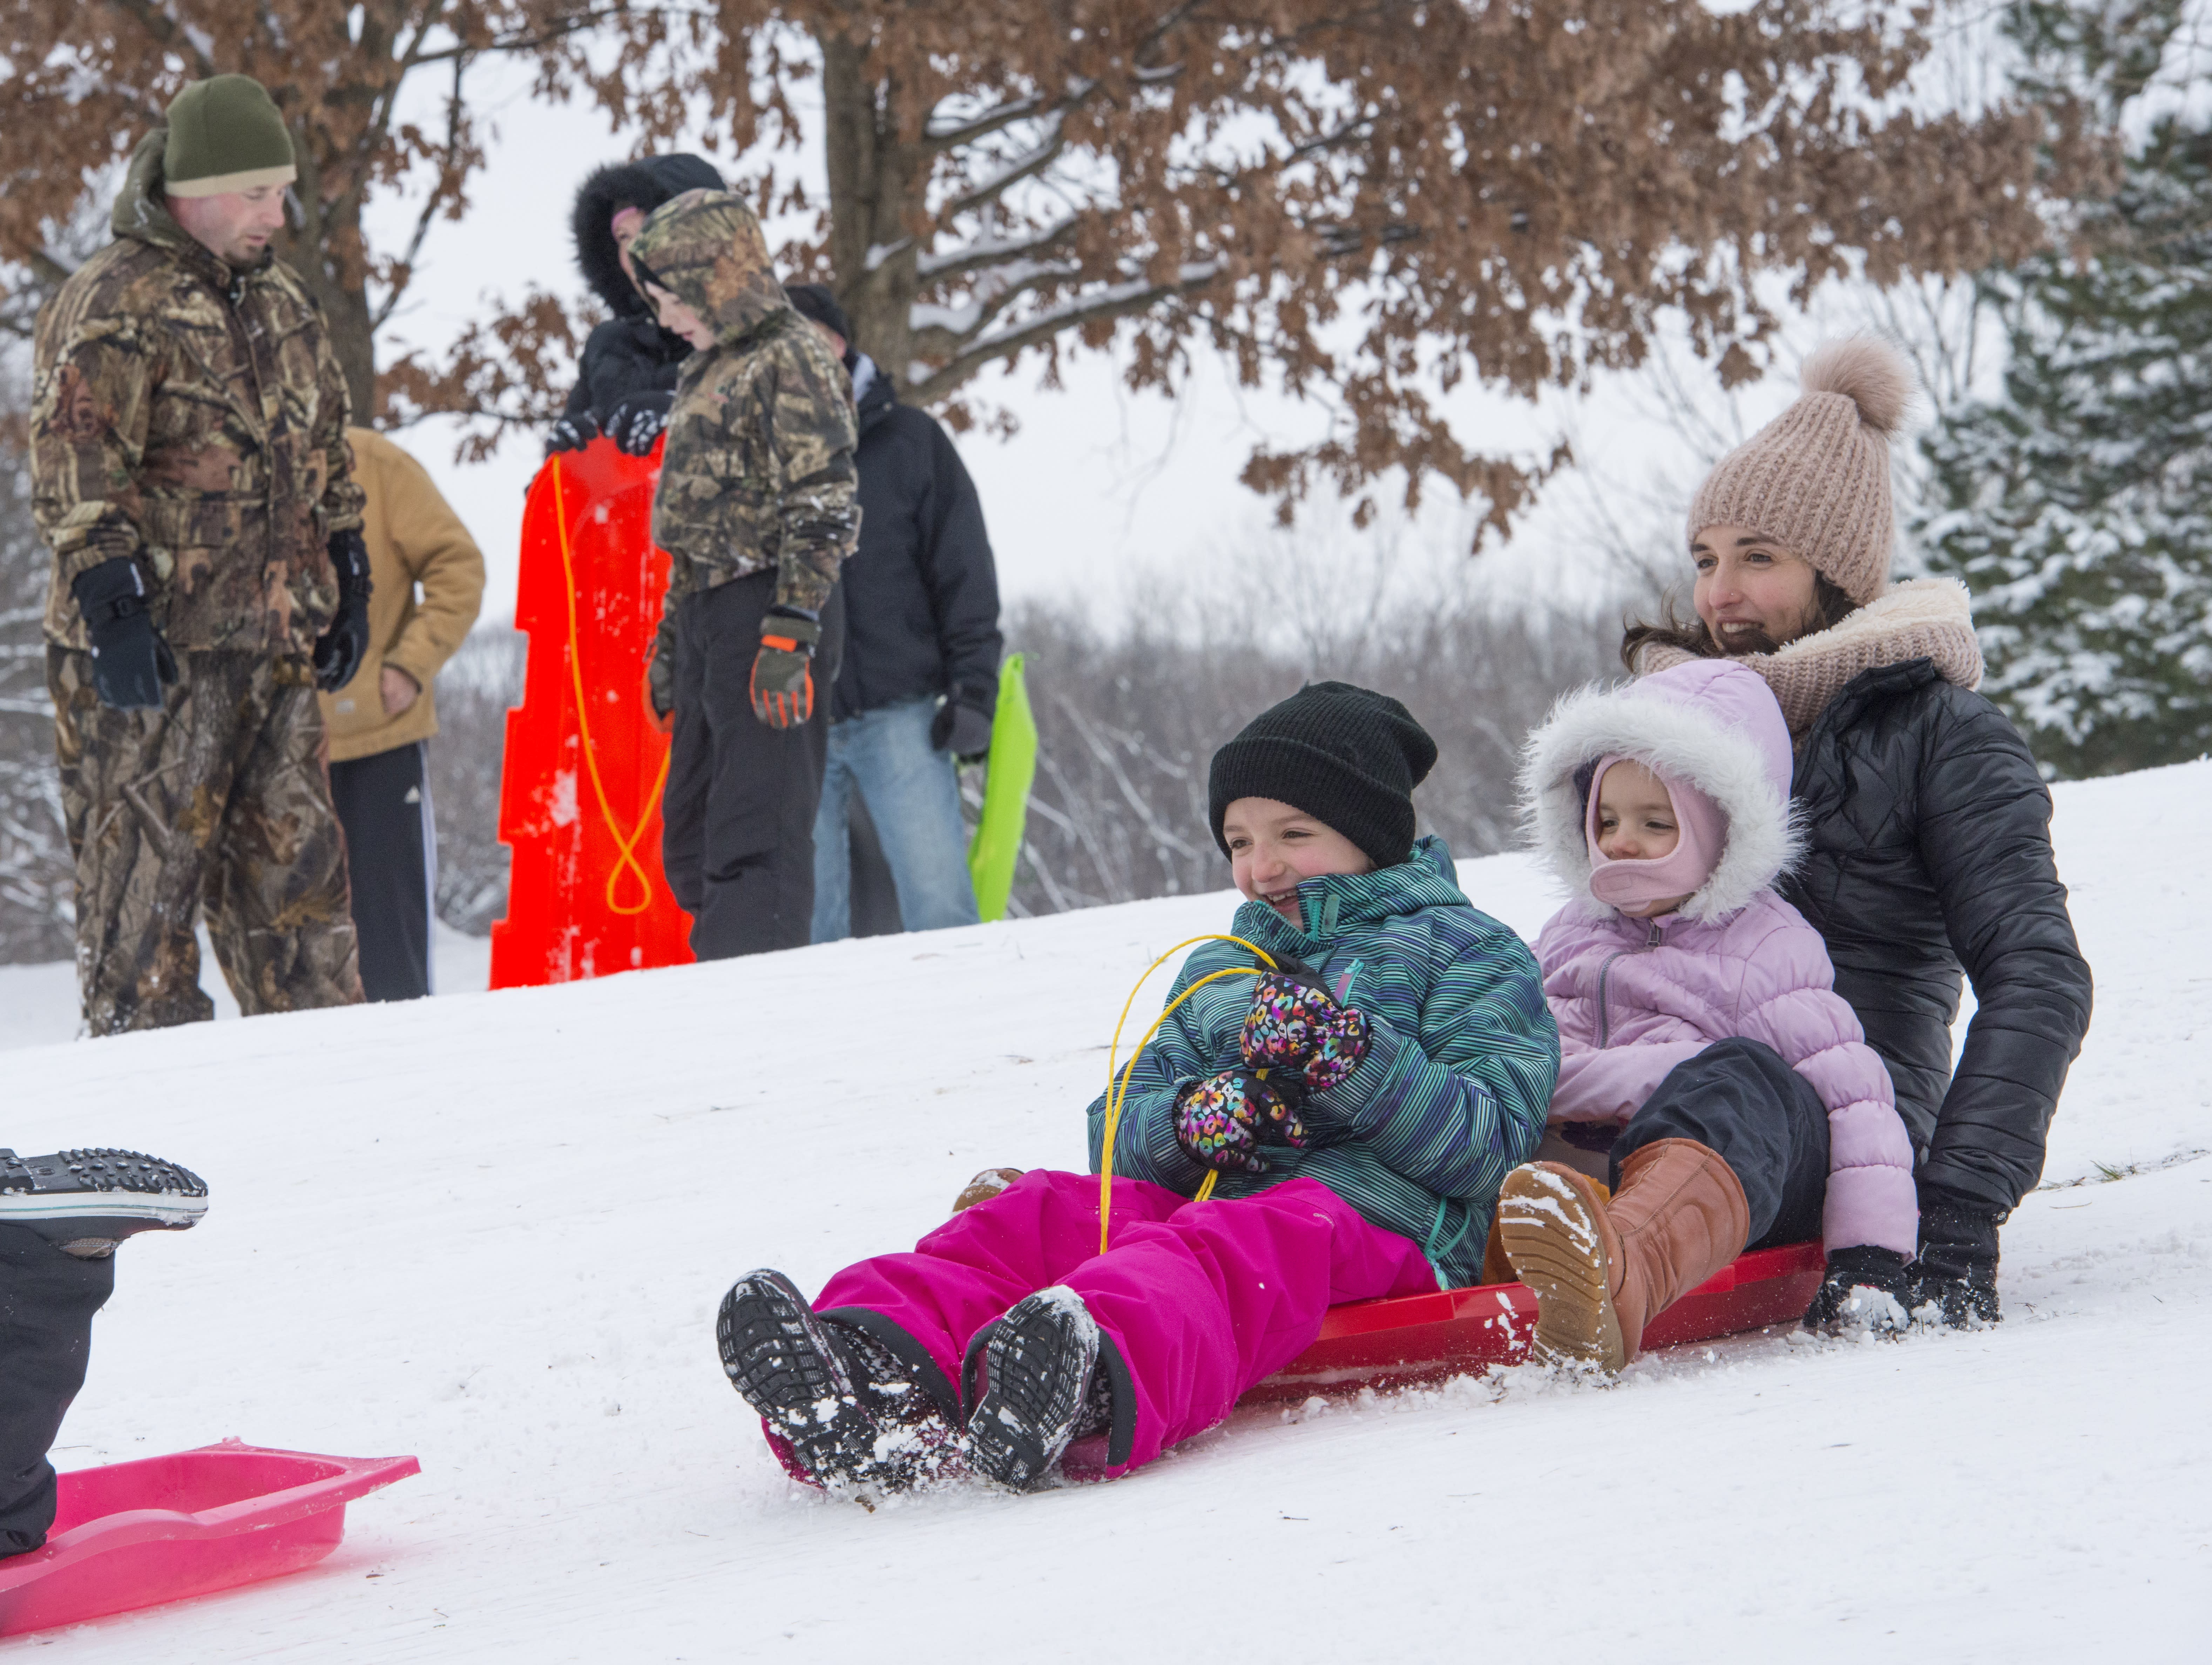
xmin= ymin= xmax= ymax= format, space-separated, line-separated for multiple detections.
xmin=715 ymin=683 xmax=1558 ymax=1497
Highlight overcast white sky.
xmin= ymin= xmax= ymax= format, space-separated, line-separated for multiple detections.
xmin=358 ymin=56 xmax=1834 ymax=631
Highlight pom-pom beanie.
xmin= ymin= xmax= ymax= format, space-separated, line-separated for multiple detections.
xmin=1685 ymin=338 xmax=1914 ymax=606
xmin=162 ymin=75 xmax=296 ymax=199
xmin=1209 ymin=682 xmax=1438 ymax=871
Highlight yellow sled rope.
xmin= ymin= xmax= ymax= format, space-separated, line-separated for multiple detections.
xmin=1096 ymin=935 xmax=1284 ymax=1255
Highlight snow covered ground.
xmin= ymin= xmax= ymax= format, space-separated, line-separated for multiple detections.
xmin=8 ymin=762 xmax=2208 ymax=1660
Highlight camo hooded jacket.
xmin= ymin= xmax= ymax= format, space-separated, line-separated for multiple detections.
xmin=628 ymin=189 xmax=859 ymax=615
xmin=31 ymin=130 xmax=365 ymax=658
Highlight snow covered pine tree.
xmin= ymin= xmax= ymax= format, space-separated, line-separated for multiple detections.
xmin=1919 ymin=0 xmax=2212 ymax=778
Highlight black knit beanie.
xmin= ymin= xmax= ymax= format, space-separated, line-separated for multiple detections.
xmin=1208 ymin=682 xmax=1438 ymax=870
xmin=785 ymin=283 xmax=853 ymax=344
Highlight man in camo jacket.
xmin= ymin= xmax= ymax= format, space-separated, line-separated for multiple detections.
xmin=30 ymin=75 xmax=371 ymax=1034
xmin=630 ymin=188 xmax=861 ymax=958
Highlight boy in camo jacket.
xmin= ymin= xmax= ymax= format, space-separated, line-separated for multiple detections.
xmin=628 ymin=189 xmax=862 ymax=958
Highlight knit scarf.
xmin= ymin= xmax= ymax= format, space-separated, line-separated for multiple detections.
xmin=1632 ymin=578 xmax=1984 ymax=737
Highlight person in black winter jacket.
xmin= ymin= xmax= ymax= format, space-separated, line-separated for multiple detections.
xmin=1625 ymin=338 xmax=2093 ymax=1329
xmin=548 ymin=155 xmax=724 ymax=457
xmin=785 ymin=284 xmax=1005 ymax=941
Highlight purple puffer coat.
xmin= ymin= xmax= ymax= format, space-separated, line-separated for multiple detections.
xmin=1519 ymin=660 xmax=1918 ymax=1257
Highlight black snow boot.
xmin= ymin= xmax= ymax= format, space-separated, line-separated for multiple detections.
xmin=966 ymin=1287 xmax=1104 ymax=1492
xmin=716 ymin=1270 xmax=957 ymax=1495
xmin=0 ymin=1150 xmax=207 ymax=1258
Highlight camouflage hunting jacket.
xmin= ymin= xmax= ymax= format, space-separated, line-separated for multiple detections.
xmin=630 ymin=190 xmax=859 ymax=615
xmin=31 ymin=131 xmax=365 ymax=659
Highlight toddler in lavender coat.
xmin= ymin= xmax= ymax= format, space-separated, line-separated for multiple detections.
xmin=1497 ymin=657 xmax=1918 ymax=1371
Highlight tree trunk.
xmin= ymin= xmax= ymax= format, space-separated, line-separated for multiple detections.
xmin=817 ymin=27 xmax=920 ymax=386
xmin=279 ymin=131 xmax=378 ymax=423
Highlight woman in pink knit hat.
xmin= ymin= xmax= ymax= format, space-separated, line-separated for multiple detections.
xmin=1619 ymin=339 xmax=2093 ymax=1328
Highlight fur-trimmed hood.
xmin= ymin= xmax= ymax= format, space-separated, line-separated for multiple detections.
xmin=1522 ymin=659 xmax=1797 ymax=923
xmin=570 ymin=154 xmax=725 ymax=318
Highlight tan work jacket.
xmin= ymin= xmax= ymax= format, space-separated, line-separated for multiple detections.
xmin=317 ymin=428 xmax=486 ymax=763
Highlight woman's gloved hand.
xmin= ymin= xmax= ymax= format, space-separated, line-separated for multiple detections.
xmin=1172 ymin=1070 xmax=1307 ymax=1174
xmin=1914 ymin=1191 xmax=2003 ymax=1327
xmin=1240 ymin=961 xmax=1369 ymax=1091
xmin=1802 ymin=1245 xmax=1915 ymax=1332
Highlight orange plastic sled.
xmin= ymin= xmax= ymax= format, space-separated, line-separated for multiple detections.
xmin=1241 ymin=1240 xmax=1826 ymax=1403
xmin=490 ymin=435 xmax=695 ymax=988
xmin=0 ymin=1441 xmax=418 ymax=1637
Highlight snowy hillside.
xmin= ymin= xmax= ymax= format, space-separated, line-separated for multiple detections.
xmin=9 ymin=762 xmax=2208 ymax=1660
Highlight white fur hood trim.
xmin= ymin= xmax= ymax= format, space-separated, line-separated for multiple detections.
xmin=1519 ymin=670 xmax=1801 ymax=924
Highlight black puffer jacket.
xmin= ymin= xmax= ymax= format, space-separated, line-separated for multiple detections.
xmin=1779 ymin=659 xmax=2093 ymax=1214
xmin=563 ymin=155 xmax=724 ymax=424
xmin=831 ymin=359 xmax=1003 ymax=722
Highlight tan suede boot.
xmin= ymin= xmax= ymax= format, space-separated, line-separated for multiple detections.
xmin=1604 ymin=1138 xmax=1751 ymax=1358
xmin=1498 ymin=1139 xmax=1751 ymax=1370
xmin=1497 ymin=1162 xmax=1627 ymax=1370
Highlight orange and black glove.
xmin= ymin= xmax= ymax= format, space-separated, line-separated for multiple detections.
xmin=750 ymin=606 xmax=822 ymax=729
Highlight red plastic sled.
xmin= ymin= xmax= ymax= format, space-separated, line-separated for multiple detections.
xmin=1242 ymin=1239 xmax=1825 ymax=1403
xmin=490 ymin=435 xmax=695 ymax=989
xmin=0 ymin=1440 xmax=419 ymax=1638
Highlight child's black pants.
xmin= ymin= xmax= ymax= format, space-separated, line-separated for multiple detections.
xmin=0 ymin=1226 xmax=113 ymax=1557
xmin=660 ymin=571 xmax=844 ymax=960
xmin=1612 ymin=1038 xmax=1831 ymax=1247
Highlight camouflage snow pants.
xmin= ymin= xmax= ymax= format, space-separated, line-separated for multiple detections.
xmin=48 ymin=647 xmax=364 ymax=1036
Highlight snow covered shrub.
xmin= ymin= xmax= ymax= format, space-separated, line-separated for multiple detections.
xmin=426 ymin=626 xmax=526 ymax=935
xmin=1918 ymin=0 xmax=2212 ymax=778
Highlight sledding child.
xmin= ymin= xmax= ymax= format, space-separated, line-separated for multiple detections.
xmin=717 ymin=682 xmax=1558 ymax=1493
xmin=1499 ymin=659 xmax=1918 ymax=1372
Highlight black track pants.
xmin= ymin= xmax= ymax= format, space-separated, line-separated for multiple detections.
xmin=1613 ymin=1038 xmax=1831 ymax=1248
xmin=0 ymin=1226 xmax=114 ymax=1558
xmin=660 ymin=573 xmax=844 ymax=960
xmin=330 ymin=742 xmax=435 ymax=1002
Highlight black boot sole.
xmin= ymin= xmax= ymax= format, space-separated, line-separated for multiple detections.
xmin=0 ymin=1149 xmax=208 ymax=1241
xmin=967 ymin=1288 xmax=1100 ymax=1493
xmin=717 ymin=1269 xmax=887 ymax=1490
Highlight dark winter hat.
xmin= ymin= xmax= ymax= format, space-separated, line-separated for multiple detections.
xmin=785 ymin=283 xmax=853 ymax=344
xmin=1209 ymin=682 xmax=1438 ymax=871
xmin=162 ymin=75 xmax=296 ymax=199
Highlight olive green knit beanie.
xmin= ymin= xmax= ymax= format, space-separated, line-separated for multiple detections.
xmin=1685 ymin=338 xmax=1914 ymax=607
xmin=162 ymin=75 xmax=296 ymax=199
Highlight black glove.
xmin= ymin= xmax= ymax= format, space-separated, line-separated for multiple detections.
xmin=313 ymin=529 xmax=374 ymax=693
xmin=606 ymin=391 xmax=674 ymax=455
xmin=929 ymin=699 xmax=994 ymax=762
xmin=546 ymin=412 xmax=598 ymax=455
xmin=1802 ymin=1245 xmax=1916 ymax=1332
xmin=1913 ymin=1189 xmax=2002 ymax=1327
xmin=70 ymin=557 xmax=176 ymax=710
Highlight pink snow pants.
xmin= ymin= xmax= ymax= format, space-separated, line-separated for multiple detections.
xmin=815 ymin=1169 xmax=1438 ymax=1475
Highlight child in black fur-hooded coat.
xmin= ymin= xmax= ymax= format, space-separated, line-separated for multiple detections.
xmin=548 ymin=154 xmax=725 ymax=453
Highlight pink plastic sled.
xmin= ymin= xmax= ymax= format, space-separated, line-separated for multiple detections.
xmin=1241 ymin=1239 xmax=1826 ymax=1402
xmin=0 ymin=1440 xmax=419 ymax=1638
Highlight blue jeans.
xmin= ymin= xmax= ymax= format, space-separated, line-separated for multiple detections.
xmin=811 ymin=696 xmax=980 ymax=942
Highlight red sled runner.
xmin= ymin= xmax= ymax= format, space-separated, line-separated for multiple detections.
xmin=1242 ymin=1239 xmax=1825 ymax=1403
xmin=0 ymin=1441 xmax=419 ymax=1638
xmin=491 ymin=436 xmax=695 ymax=989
